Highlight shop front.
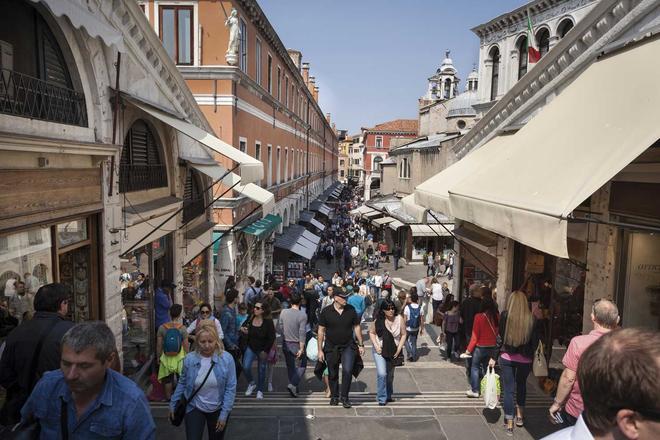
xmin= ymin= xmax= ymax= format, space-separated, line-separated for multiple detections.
xmin=409 ymin=224 xmax=454 ymax=261
xmin=273 ymin=224 xmax=319 ymax=285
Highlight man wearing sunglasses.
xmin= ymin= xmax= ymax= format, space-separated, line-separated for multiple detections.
xmin=542 ymin=328 xmax=660 ymax=440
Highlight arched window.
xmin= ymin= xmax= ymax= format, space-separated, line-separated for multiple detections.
xmin=119 ymin=120 xmax=168 ymax=192
xmin=183 ymin=169 xmax=205 ymax=223
xmin=536 ymin=28 xmax=550 ymax=58
xmin=557 ymin=19 xmax=574 ymax=38
xmin=489 ymin=47 xmax=500 ymax=101
xmin=373 ymin=156 xmax=383 ymax=171
xmin=517 ymin=36 xmax=528 ymax=80
xmin=444 ymin=79 xmax=451 ymax=99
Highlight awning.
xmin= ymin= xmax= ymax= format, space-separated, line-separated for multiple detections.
xmin=453 ymin=225 xmax=498 ymax=256
xmin=461 ymin=242 xmax=498 ymax=277
xmin=183 ymin=221 xmax=215 ymax=265
xmin=410 ymin=224 xmax=454 ymax=237
xmin=128 ymin=99 xmax=263 ymax=183
xmin=414 ymin=135 xmax=511 ymax=217
xmin=32 ymin=0 xmax=126 ymax=52
xmin=299 ymin=211 xmax=315 ymax=223
xmin=363 ymin=210 xmax=382 ymax=219
xmin=448 ymin=37 xmax=660 ymax=258
xmin=310 ymin=202 xmax=332 ymax=217
xmin=241 ymin=214 xmax=282 ymax=240
xmin=309 ymin=218 xmax=326 ymax=231
xmin=388 ymin=220 xmax=404 ymax=230
xmin=372 ymin=216 xmax=396 ymax=226
xmin=350 ymin=205 xmax=373 ymax=216
xmin=212 ymin=231 xmax=223 ymax=265
xmin=274 ymin=225 xmax=319 ymax=260
xmin=401 ymin=194 xmax=428 ymax=223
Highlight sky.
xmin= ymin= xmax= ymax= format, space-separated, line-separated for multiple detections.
xmin=259 ymin=0 xmax=530 ymax=134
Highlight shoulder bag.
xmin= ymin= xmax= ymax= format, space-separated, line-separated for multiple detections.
xmin=171 ymin=360 xmax=215 ymax=426
xmin=484 ymin=314 xmax=502 ymax=348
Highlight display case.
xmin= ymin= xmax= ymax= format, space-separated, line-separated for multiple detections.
xmin=286 ymin=261 xmax=305 ymax=279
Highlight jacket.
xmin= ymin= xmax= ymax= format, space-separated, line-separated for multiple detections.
xmin=498 ymin=311 xmax=540 ymax=359
xmin=170 ymin=351 xmax=236 ymax=423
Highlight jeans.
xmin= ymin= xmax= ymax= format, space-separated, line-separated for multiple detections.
xmin=184 ymin=408 xmax=229 ymax=440
xmin=282 ymin=341 xmax=306 ymax=388
xmin=242 ymin=347 xmax=267 ymax=392
xmin=372 ymin=348 xmax=394 ymax=404
xmin=393 ymin=257 xmax=399 ymax=270
xmin=405 ymin=330 xmax=419 ymax=361
xmin=470 ymin=346 xmax=498 ymax=393
xmin=432 ymin=299 xmax=443 ymax=316
xmin=325 ymin=344 xmax=356 ymax=400
xmin=498 ymin=356 xmax=532 ymax=419
xmin=427 ymin=265 xmax=435 ymax=276
xmin=444 ymin=331 xmax=459 ymax=359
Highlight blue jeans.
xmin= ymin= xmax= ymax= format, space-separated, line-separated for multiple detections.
xmin=372 ymin=348 xmax=394 ymax=404
xmin=242 ymin=347 xmax=267 ymax=392
xmin=184 ymin=408 xmax=228 ymax=440
xmin=282 ymin=341 xmax=306 ymax=387
xmin=498 ymin=356 xmax=532 ymax=419
xmin=405 ymin=330 xmax=419 ymax=361
xmin=470 ymin=346 xmax=498 ymax=393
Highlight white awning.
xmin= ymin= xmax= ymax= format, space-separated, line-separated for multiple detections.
xmin=363 ymin=210 xmax=382 ymax=219
xmin=33 ymin=0 xmax=126 ymax=52
xmin=410 ymin=224 xmax=454 ymax=237
xmin=129 ymin=100 xmax=263 ymax=184
xmin=372 ymin=216 xmax=396 ymax=226
xmin=350 ymin=205 xmax=375 ymax=216
xmin=401 ymin=194 xmax=428 ymax=223
xmin=388 ymin=220 xmax=404 ymax=230
xmin=189 ymin=163 xmax=274 ymax=214
xmin=414 ymin=135 xmax=511 ymax=217
xmin=310 ymin=218 xmax=326 ymax=231
xmin=301 ymin=230 xmax=321 ymax=245
xmin=449 ymin=37 xmax=660 ymax=258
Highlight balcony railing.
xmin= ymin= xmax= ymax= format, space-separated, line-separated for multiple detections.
xmin=183 ymin=198 xmax=206 ymax=224
xmin=0 ymin=68 xmax=87 ymax=127
xmin=119 ymin=164 xmax=168 ymax=193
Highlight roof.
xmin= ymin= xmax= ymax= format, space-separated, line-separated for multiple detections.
xmin=363 ymin=119 xmax=419 ymax=134
xmin=390 ymin=133 xmax=461 ymax=155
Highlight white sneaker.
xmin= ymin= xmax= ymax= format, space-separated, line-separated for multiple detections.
xmin=459 ymin=352 xmax=473 ymax=359
xmin=268 ymin=382 xmax=274 ymax=392
xmin=287 ymin=383 xmax=298 ymax=398
xmin=245 ymin=383 xmax=257 ymax=396
xmin=466 ymin=390 xmax=480 ymax=398
xmin=256 ymin=391 xmax=264 ymax=400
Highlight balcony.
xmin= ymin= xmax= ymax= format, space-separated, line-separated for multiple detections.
xmin=0 ymin=68 xmax=87 ymax=127
xmin=183 ymin=198 xmax=206 ymax=223
xmin=119 ymin=164 xmax=168 ymax=193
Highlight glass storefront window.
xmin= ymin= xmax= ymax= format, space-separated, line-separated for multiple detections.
xmin=57 ymin=220 xmax=88 ymax=247
xmin=622 ymin=232 xmax=660 ymax=330
xmin=0 ymin=228 xmax=52 ymax=297
xmin=183 ymin=254 xmax=207 ymax=322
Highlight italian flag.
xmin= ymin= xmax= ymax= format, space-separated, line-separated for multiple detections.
xmin=527 ymin=13 xmax=541 ymax=64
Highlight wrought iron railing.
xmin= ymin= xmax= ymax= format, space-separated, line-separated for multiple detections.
xmin=119 ymin=164 xmax=168 ymax=193
xmin=0 ymin=68 xmax=87 ymax=126
xmin=183 ymin=198 xmax=206 ymax=223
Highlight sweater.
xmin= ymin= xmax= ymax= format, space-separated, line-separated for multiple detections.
xmin=246 ymin=318 xmax=276 ymax=353
xmin=467 ymin=313 xmax=499 ymax=353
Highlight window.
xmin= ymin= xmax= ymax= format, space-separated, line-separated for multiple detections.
xmin=557 ymin=19 xmax=574 ymax=38
xmin=489 ymin=46 xmax=500 ymax=101
xmin=373 ymin=156 xmax=383 ymax=171
xmin=267 ymin=145 xmax=272 ymax=187
xmin=183 ymin=169 xmax=205 ymax=223
xmin=239 ymin=138 xmax=247 ymax=153
xmin=276 ymin=147 xmax=281 ymax=184
xmin=277 ymin=67 xmax=281 ymax=101
xmin=340 ymin=170 xmax=345 ymax=178
xmin=444 ymin=79 xmax=451 ymax=99
xmin=285 ymin=76 xmax=289 ymax=108
xmin=517 ymin=36 xmax=528 ymax=80
xmin=238 ymin=18 xmax=247 ymax=72
xmin=255 ymin=142 xmax=261 ymax=161
xmin=284 ymin=148 xmax=289 ymax=181
xmin=159 ymin=5 xmax=193 ymax=65
xmin=267 ymin=55 xmax=273 ymax=94
xmin=457 ymin=120 xmax=466 ymax=130
xmin=536 ymin=28 xmax=550 ymax=58
xmin=255 ymin=39 xmax=262 ymax=85
xmin=119 ymin=120 xmax=167 ymax=192
xmin=399 ymin=158 xmax=411 ymax=179
xmin=340 ymin=159 xmax=345 ymax=166
xmin=375 ymin=136 xmax=383 ymax=148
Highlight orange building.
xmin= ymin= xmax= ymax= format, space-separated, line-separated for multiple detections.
xmin=139 ymin=0 xmax=338 ymax=289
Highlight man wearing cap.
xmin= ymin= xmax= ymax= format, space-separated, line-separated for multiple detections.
xmin=317 ymin=288 xmax=365 ymax=408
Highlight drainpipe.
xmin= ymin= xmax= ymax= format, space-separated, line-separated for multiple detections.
xmin=109 ymin=52 xmax=121 ymax=197
xmin=305 ymin=99 xmax=310 ymax=208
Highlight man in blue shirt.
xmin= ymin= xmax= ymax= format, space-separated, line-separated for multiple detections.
xmin=155 ymin=280 xmax=175 ymax=330
xmin=21 ymin=321 xmax=155 ymax=439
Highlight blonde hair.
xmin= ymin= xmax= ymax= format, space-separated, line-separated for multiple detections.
xmin=195 ymin=322 xmax=224 ymax=355
xmin=503 ymin=291 xmax=534 ymax=347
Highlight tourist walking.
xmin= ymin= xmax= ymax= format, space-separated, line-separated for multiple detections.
xmin=277 ymin=293 xmax=308 ymax=397
xmin=240 ymin=302 xmax=276 ymax=399
xmin=392 ymin=244 xmax=402 ymax=271
xmin=369 ymin=299 xmax=407 ymax=405
xmin=431 ymin=277 xmax=444 ymax=316
xmin=188 ymin=303 xmax=225 ymax=346
xmin=317 ymin=289 xmax=365 ymax=408
xmin=461 ymin=297 xmax=499 ymax=398
xmin=441 ymin=300 xmax=460 ymax=361
xmin=157 ymin=304 xmax=190 ymax=401
xmin=403 ymin=291 xmax=423 ymax=362
xmin=170 ymin=323 xmax=236 ymax=440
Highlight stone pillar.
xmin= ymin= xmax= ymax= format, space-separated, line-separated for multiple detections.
xmin=549 ymin=35 xmax=560 ymax=50
xmin=583 ymin=183 xmax=618 ymax=332
xmin=509 ymin=49 xmax=519 ymax=89
xmin=495 ymin=237 xmax=515 ymax=311
xmin=482 ymin=60 xmax=493 ymax=103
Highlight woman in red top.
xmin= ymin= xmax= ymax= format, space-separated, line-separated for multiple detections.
xmin=462 ymin=297 xmax=499 ymax=397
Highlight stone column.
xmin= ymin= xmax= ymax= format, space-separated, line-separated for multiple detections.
xmin=496 ymin=237 xmax=514 ymax=311
xmin=482 ymin=60 xmax=493 ymax=103
xmin=509 ymin=49 xmax=520 ymax=89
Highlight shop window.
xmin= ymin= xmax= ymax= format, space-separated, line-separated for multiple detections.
xmin=0 ymin=228 xmax=52 ymax=297
xmin=0 ymin=0 xmax=87 ymax=126
xmin=183 ymin=169 xmax=205 ymax=224
xmin=517 ymin=36 xmax=528 ymax=80
xmin=119 ymin=120 xmax=168 ymax=193
xmin=159 ymin=5 xmax=193 ymax=65
xmin=57 ymin=219 xmax=88 ymax=247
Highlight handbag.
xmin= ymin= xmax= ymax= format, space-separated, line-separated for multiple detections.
xmin=392 ymin=353 xmax=404 ymax=367
xmin=171 ymin=360 xmax=215 ymax=426
xmin=533 ymin=341 xmax=549 ymax=377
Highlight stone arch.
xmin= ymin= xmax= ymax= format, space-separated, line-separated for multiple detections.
xmin=556 ymin=17 xmax=575 ymax=39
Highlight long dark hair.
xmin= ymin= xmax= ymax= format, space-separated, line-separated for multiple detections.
xmin=377 ymin=299 xmax=397 ymax=321
xmin=480 ymin=297 xmax=499 ymax=326
xmin=440 ymin=294 xmax=455 ymax=313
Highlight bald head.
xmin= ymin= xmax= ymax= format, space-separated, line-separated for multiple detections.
xmin=592 ymin=299 xmax=619 ymax=329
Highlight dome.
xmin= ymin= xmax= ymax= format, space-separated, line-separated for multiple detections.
xmin=467 ymin=68 xmax=478 ymax=81
xmin=446 ymin=90 xmax=478 ymax=117
xmin=440 ymin=50 xmax=456 ymax=73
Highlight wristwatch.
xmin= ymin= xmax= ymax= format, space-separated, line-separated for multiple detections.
xmin=357 ymin=343 xmax=364 ymax=347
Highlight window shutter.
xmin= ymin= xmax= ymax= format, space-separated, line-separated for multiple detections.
xmin=184 ymin=170 xmax=193 ymax=201
xmin=130 ymin=122 xmax=149 ymax=165
xmin=39 ymin=20 xmax=71 ymax=88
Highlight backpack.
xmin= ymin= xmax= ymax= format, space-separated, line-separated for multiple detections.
xmin=406 ymin=305 xmax=421 ymax=330
xmin=162 ymin=322 xmax=184 ymax=356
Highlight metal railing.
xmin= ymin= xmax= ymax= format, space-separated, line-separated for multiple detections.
xmin=0 ymin=68 xmax=87 ymax=127
xmin=182 ymin=198 xmax=205 ymax=223
xmin=119 ymin=164 xmax=168 ymax=193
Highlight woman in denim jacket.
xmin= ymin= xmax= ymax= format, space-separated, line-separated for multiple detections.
xmin=170 ymin=324 xmax=236 ymax=439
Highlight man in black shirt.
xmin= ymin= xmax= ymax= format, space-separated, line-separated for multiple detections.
xmin=317 ymin=289 xmax=365 ymax=408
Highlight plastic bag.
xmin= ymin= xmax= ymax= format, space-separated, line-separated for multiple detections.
xmin=480 ymin=367 xmax=501 ymax=409
xmin=306 ymin=337 xmax=319 ymax=362
xmin=533 ymin=341 xmax=549 ymax=377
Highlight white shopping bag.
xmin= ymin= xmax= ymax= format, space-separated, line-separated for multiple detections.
xmin=480 ymin=367 xmax=500 ymax=409
xmin=306 ymin=337 xmax=319 ymax=362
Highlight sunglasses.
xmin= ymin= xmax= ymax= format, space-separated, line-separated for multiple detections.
xmin=384 ymin=306 xmax=396 ymax=311
xmin=254 ymin=306 xmax=263 ymax=310
xmin=200 ymin=310 xmax=211 ymax=315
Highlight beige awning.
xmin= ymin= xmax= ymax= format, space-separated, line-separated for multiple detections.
xmin=410 ymin=224 xmax=454 ymax=237
xmin=388 ymin=220 xmax=404 ymax=230
xmin=448 ymin=37 xmax=660 ymax=258
xmin=414 ymin=135 xmax=512 ymax=217
xmin=363 ymin=210 xmax=382 ymax=219
xmin=401 ymin=194 xmax=427 ymax=223
xmin=130 ymin=100 xmax=263 ymax=184
xmin=372 ymin=216 xmax=396 ymax=226
xmin=350 ymin=205 xmax=375 ymax=216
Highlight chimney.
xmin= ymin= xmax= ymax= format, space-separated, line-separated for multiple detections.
xmin=302 ymin=63 xmax=310 ymax=85
xmin=287 ymin=49 xmax=303 ymax=71
xmin=313 ymin=86 xmax=319 ymax=102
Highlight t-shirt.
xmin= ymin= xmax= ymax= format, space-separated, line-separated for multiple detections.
xmin=318 ymin=304 xmax=359 ymax=347
xmin=562 ymin=329 xmax=608 ymax=418
xmin=187 ymin=317 xmax=224 ymax=340
xmin=347 ymin=295 xmax=366 ymax=317
xmin=192 ymin=356 xmax=220 ymax=413
xmin=373 ymin=275 xmax=383 ymax=288
xmin=403 ymin=303 xmax=421 ymax=332
xmin=277 ymin=307 xmax=307 ymax=343
xmin=431 ymin=283 xmax=444 ymax=301
xmin=416 ymin=279 xmax=429 ymax=297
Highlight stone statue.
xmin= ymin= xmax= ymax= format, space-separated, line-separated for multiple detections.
xmin=225 ymin=8 xmax=240 ymax=66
